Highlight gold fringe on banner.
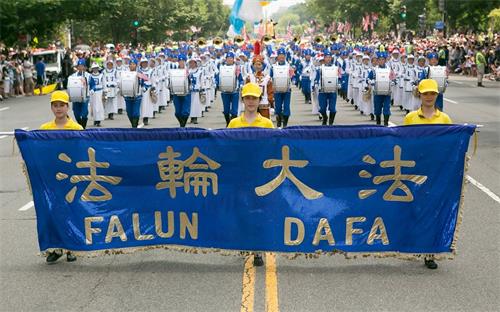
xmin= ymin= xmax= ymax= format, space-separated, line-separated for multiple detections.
xmin=39 ymin=245 xmax=456 ymax=262
xmin=21 ymin=161 xmax=33 ymax=196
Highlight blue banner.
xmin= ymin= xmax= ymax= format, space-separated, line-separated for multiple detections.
xmin=16 ymin=125 xmax=475 ymax=257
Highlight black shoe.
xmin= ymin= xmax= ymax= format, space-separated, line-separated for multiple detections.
xmin=376 ymin=114 xmax=381 ymax=125
xmin=95 ymin=121 xmax=101 ymax=127
xmin=253 ymin=254 xmax=264 ymax=267
xmin=118 ymin=109 xmax=123 ymax=114
xmin=424 ymin=258 xmax=438 ymax=269
xmin=383 ymin=115 xmax=390 ymax=126
xmin=143 ymin=117 xmax=149 ymax=125
xmin=405 ymin=109 xmax=410 ymax=114
xmin=370 ymin=113 xmax=374 ymax=121
xmin=321 ymin=113 xmax=328 ymax=125
xmin=108 ymin=113 xmax=114 ymax=120
xmin=282 ymin=116 xmax=289 ymax=127
xmin=276 ymin=115 xmax=282 ymax=128
xmin=66 ymin=252 xmax=77 ymax=262
xmin=46 ymin=250 xmax=63 ymax=264
xmin=81 ymin=118 xmax=88 ymax=129
xmin=192 ymin=117 xmax=198 ymax=124
xmin=354 ymin=105 xmax=358 ymax=110
xmin=399 ymin=105 xmax=403 ymax=110
xmin=224 ymin=114 xmax=231 ymax=127
xmin=328 ymin=112 xmax=336 ymax=125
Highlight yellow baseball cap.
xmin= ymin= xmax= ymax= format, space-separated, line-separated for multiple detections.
xmin=418 ymin=79 xmax=439 ymax=94
xmin=241 ymin=82 xmax=262 ymax=98
xmin=50 ymin=90 xmax=70 ymax=104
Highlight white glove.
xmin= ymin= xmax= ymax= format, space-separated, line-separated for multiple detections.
xmin=142 ymin=87 xmax=147 ymax=93
xmin=90 ymin=90 xmax=95 ymax=95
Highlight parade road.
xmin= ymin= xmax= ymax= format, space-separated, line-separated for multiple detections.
xmin=1 ymin=76 xmax=498 ymax=312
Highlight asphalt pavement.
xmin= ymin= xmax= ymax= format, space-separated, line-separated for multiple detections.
xmin=0 ymin=75 xmax=498 ymax=312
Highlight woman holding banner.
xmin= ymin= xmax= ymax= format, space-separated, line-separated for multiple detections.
xmin=228 ymin=82 xmax=273 ymax=266
xmin=40 ymin=90 xmax=82 ymax=263
xmin=403 ymin=78 xmax=452 ymax=270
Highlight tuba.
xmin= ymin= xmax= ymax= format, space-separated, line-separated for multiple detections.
xmin=197 ymin=37 xmax=207 ymax=49
xmin=314 ymin=35 xmax=324 ymax=45
xmin=234 ymin=35 xmax=245 ymax=47
xmin=213 ymin=36 xmax=223 ymax=49
xmin=262 ymin=34 xmax=273 ymax=45
xmin=293 ymin=35 xmax=301 ymax=45
xmin=329 ymin=34 xmax=337 ymax=44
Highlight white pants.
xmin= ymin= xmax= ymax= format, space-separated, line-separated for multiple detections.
xmin=90 ymin=91 xmax=105 ymax=121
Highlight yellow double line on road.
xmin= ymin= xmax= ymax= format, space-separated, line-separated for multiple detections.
xmin=240 ymin=253 xmax=279 ymax=312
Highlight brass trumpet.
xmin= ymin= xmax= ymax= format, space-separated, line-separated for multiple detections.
xmin=329 ymin=34 xmax=337 ymax=43
xmin=234 ymin=35 xmax=245 ymax=46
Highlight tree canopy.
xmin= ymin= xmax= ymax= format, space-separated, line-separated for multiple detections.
xmin=0 ymin=0 xmax=230 ymax=47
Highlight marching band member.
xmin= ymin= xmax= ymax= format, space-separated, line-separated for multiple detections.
xmin=402 ymin=54 xmax=417 ymax=114
xmin=149 ymin=58 xmax=160 ymax=116
xmin=413 ymin=55 xmax=428 ymax=110
xmin=170 ymin=54 xmax=191 ymax=127
xmin=218 ymin=52 xmax=243 ymax=126
xmin=199 ymin=52 xmax=217 ymax=113
xmin=347 ymin=51 xmax=355 ymax=105
xmin=314 ymin=50 xmax=340 ymax=125
xmin=138 ymin=57 xmax=155 ymax=126
xmin=298 ymin=49 xmax=314 ymax=104
xmin=88 ymin=63 xmax=105 ymax=127
xmin=115 ymin=57 xmax=126 ymax=115
xmin=368 ymin=52 xmax=392 ymax=126
xmin=69 ymin=59 xmax=91 ymax=129
xmin=338 ymin=50 xmax=349 ymax=101
xmin=122 ymin=59 xmax=144 ymax=128
xmin=103 ymin=59 xmax=118 ymax=120
xmin=270 ymin=48 xmax=293 ymax=127
xmin=188 ymin=56 xmax=203 ymax=124
xmin=388 ymin=49 xmax=403 ymax=108
xmin=155 ymin=53 xmax=168 ymax=113
xmin=426 ymin=52 xmax=448 ymax=112
xmin=351 ymin=52 xmax=363 ymax=110
xmin=397 ymin=54 xmax=407 ymax=111
xmin=246 ymin=54 xmax=274 ymax=119
xmin=359 ymin=54 xmax=374 ymax=119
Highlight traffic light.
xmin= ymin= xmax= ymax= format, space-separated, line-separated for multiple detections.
xmin=400 ymin=5 xmax=407 ymax=19
xmin=133 ymin=20 xmax=140 ymax=27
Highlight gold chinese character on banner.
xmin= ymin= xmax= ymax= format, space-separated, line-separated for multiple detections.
xmin=156 ymin=146 xmax=221 ymax=198
xmin=358 ymin=145 xmax=427 ymax=202
xmin=255 ymin=145 xmax=323 ymax=200
xmin=56 ymin=147 xmax=122 ymax=203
